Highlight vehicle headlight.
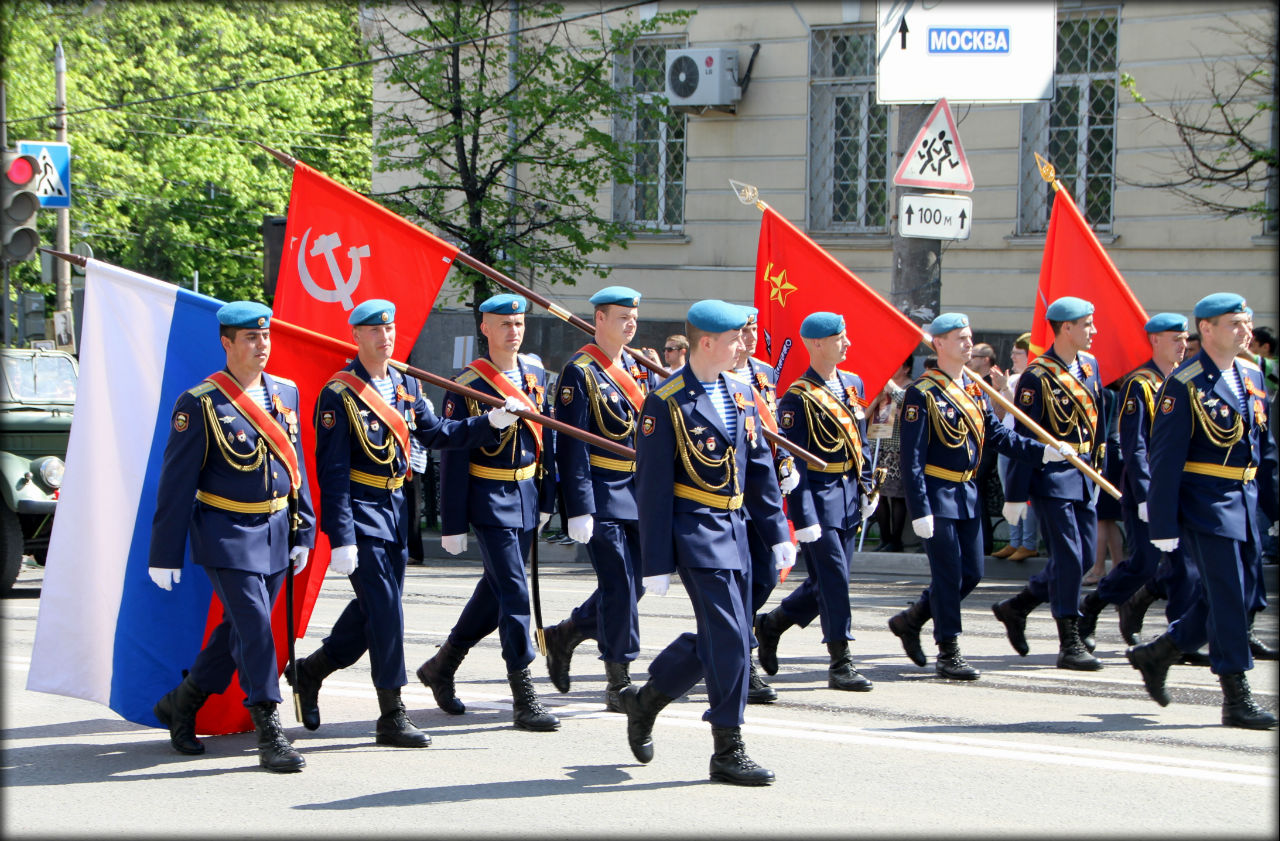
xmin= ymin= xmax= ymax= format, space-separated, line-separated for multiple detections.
xmin=38 ymin=457 xmax=65 ymax=489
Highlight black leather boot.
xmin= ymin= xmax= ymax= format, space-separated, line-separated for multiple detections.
xmin=603 ymin=661 xmax=631 ymax=713
xmin=284 ymin=647 xmax=338 ymax=731
xmin=508 ymin=669 xmax=560 ymax=732
xmin=936 ymin=638 xmax=980 ymax=680
xmin=888 ymin=596 xmax=932 ymax=667
xmin=1247 ymin=612 xmax=1278 ymax=661
xmin=416 ymin=641 xmax=468 ymax=715
xmin=754 ymin=607 xmax=796 ymax=676
xmin=1117 ymin=583 xmax=1159 ymax=646
xmin=1055 ymin=616 xmax=1103 ymax=671
xmin=992 ymin=587 xmax=1041 ymax=656
xmin=1219 ymin=672 xmax=1278 ymax=729
xmin=709 ymin=726 xmax=775 ymax=786
xmin=747 ymin=662 xmax=778 ymax=704
xmin=1125 ymin=632 xmax=1181 ymax=706
xmin=826 ymin=640 xmax=873 ymax=691
xmin=375 ymin=687 xmax=432 ymax=747
xmin=153 ymin=672 xmax=210 ymax=755
xmin=248 ymin=702 xmax=305 ymax=772
xmin=1077 ymin=591 xmax=1106 ymax=653
xmin=542 ymin=618 xmax=587 ymax=693
xmin=617 ymin=682 xmax=673 ymax=763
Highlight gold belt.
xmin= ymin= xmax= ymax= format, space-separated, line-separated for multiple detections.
xmin=1067 ymin=441 xmax=1091 ymax=454
xmin=924 ymin=464 xmax=975 ymax=483
xmin=350 ymin=468 xmax=405 ymax=490
xmin=589 ymin=454 xmax=636 ymax=473
xmin=195 ymin=490 xmax=288 ymax=514
xmin=673 ymin=483 xmax=743 ymax=510
xmin=469 ymin=463 xmax=538 ymax=482
xmin=811 ymin=459 xmax=854 ymax=474
xmin=1184 ymin=461 xmax=1257 ymax=481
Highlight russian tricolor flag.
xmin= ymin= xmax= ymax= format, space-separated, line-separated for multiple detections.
xmin=28 ymin=260 xmax=251 ymax=732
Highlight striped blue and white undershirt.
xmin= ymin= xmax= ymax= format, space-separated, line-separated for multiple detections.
xmin=700 ymin=376 xmax=737 ymax=441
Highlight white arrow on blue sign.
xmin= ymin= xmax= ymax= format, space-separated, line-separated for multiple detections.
xmin=16 ymin=140 xmax=71 ymax=209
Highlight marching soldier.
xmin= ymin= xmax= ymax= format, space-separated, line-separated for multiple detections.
xmin=733 ymin=306 xmax=798 ymax=703
xmin=754 ymin=312 xmax=879 ymax=691
xmin=148 ymin=301 xmax=313 ymax=772
xmin=1077 ymin=314 xmax=1199 ymax=649
xmin=1126 ymin=293 xmax=1278 ymax=729
xmin=620 ymin=299 xmax=794 ymax=785
xmin=541 ymin=286 xmax=650 ymax=711
xmin=888 ymin=313 xmax=1067 ymax=678
xmin=992 ymin=296 xmax=1105 ymax=671
xmin=415 ymin=293 xmax=559 ymax=732
xmin=287 ymin=299 xmax=521 ymax=747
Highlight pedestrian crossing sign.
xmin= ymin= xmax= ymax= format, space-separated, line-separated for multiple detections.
xmin=16 ymin=141 xmax=71 ymax=209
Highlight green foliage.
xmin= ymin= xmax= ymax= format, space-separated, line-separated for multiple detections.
xmin=366 ymin=0 xmax=693 ymax=310
xmin=3 ymin=0 xmax=372 ymax=306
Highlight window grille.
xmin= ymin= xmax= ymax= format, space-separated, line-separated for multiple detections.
xmin=614 ymin=39 xmax=686 ymax=231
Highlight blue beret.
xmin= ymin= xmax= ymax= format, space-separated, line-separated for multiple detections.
xmin=687 ymin=299 xmax=747 ymax=333
xmin=479 ymin=293 xmax=528 ymax=314
xmin=1144 ymin=312 xmax=1188 ymax=333
xmin=349 ymin=299 xmax=395 ymax=326
xmin=1045 ymin=296 xmax=1094 ymax=322
xmin=799 ymin=311 xmax=845 ymax=339
xmin=740 ymin=305 xmax=759 ymax=324
xmin=589 ymin=286 xmax=641 ymax=308
xmin=927 ymin=312 xmax=970 ymax=336
xmin=216 ymin=301 xmax=271 ymax=329
xmin=1193 ymin=293 xmax=1248 ymax=321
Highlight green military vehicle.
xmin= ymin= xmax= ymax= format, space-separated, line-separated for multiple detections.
xmin=1 ymin=347 xmax=77 ymax=593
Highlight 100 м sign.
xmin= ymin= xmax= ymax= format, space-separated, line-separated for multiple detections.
xmin=898 ymin=194 xmax=972 ymax=241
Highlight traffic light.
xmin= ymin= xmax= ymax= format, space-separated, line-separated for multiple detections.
xmin=3 ymin=148 xmax=41 ymax=263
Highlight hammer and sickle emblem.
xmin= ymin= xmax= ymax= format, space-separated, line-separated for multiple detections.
xmin=296 ymin=227 xmax=372 ymax=311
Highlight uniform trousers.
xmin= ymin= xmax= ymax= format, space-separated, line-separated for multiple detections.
xmin=1026 ymin=496 xmax=1097 ymax=618
xmin=567 ymin=518 xmax=644 ymax=662
xmin=447 ymin=525 xmax=536 ymax=671
xmin=919 ymin=515 xmax=984 ymax=642
xmin=776 ymin=524 xmax=856 ymax=643
xmin=322 ymin=537 xmax=409 ymax=689
xmin=646 ymin=566 xmax=752 ymax=728
xmin=1167 ymin=529 xmax=1259 ymax=675
xmin=190 ymin=566 xmax=286 ymax=706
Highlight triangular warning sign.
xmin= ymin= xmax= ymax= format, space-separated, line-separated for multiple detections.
xmin=892 ymin=99 xmax=974 ymax=192
xmin=33 ymin=147 xmax=69 ymax=199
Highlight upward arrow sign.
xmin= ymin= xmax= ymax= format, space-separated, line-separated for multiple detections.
xmin=898 ymin=16 xmax=909 ymax=49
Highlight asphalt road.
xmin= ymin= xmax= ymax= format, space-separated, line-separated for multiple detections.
xmin=3 ymin=544 xmax=1277 ymax=838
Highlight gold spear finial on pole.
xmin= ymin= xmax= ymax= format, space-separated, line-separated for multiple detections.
xmin=728 ymin=178 xmax=768 ymax=211
xmin=1034 ymin=152 xmax=1062 ymax=192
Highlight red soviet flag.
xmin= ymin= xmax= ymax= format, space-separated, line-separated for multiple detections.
xmin=1028 ymin=189 xmax=1149 ymax=385
xmin=754 ymin=206 xmax=922 ymax=398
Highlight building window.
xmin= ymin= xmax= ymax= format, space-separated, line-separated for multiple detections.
xmin=809 ymin=26 xmax=890 ymax=234
xmin=1019 ymin=9 xmax=1119 ymax=234
xmin=614 ymin=38 xmax=686 ymax=231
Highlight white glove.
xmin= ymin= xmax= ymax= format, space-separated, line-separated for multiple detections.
xmin=1269 ymin=522 xmax=1278 ymax=538
xmin=860 ymin=493 xmax=880 ymax=521
xmin=779 ymin=469 xmax=800 ymax=496
xmin=487 ymin=395 xmax=524 ymax=429
xmin=538 ymin=511 xmax=552 ymax=534
xmin=794 ymin=523 xmax=822 ymax=543
xmin=330 ymin=544 xmax=359 ymax=575
xmin=290 ymin=545 xmax=309 ymax=575
xmin=772 ymin=541 xmax=797 ymax=571
xmin=149 ymin=567 xmax=180 ymax=591
xmin=643 ymin=574 xmax=670 ymax=596
xmin=568 ymin=513 xmax=594 ymax=544
xmin=911 ymin=515 xmax=935 ymax=540
xmin=1137 ymin=501 xmax=1149 ymax=523
xmin=441 ymin=533 xmax=468 ymax=555
xmin=1042 ymin=441 xmax=1073 ymax=463
xmin=1002 ymin=501 xmax=1028 ymax=525
xmin=1151 ymin=537 xmax=1180 ymax=552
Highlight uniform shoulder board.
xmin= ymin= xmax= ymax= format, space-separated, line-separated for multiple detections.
xmin=519 ymin=353 xmax=545 ymax=373
xmin=455 ymin=369 xmax=479 ymax=386
xmin=572 ymin=352 xmax=594 ymax=370
xmin=1237 ymin=356 xmax=1262 ymax=372
xmin=1173 ymin=360 xmax=1202 ymax=384
xmin=725 ymin=370 xmax=750 ymax=385
xmin=270 ymin=374 xmax=297 ymax=388
xmin=327 ymin=380 xmax=348 ymax=394
xmin=187 ymin=382 xmax=217 ymax=397
xmin=915 ymin=378 xmax=936 ymax=393
xmin=655 ymin=374 xmax=685 ymax=400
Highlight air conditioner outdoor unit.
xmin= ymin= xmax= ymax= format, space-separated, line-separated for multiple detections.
xmin=664 ymin=48 xmax=741 ymax=112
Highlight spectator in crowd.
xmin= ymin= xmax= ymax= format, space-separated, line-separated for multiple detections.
xmin=968 ymin=342 xmax=1007 ymax=556
xmin=663 ymin=335 xmax=689 ymax=371
xmin=866 ymin=355 xmax=914 ymax=551
xmin=992 ymin=333 xmax=1039 ymax=562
